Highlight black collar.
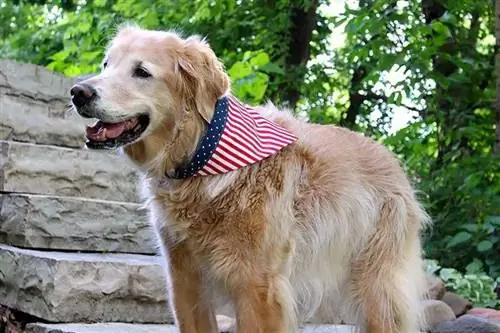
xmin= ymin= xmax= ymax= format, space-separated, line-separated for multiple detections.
xmin=168 ymin=96 xmax=229 ymax=179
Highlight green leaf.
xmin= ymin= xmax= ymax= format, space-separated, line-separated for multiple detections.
xmin=77 ymin=21 xmax=92 ymax=34
xmin=461 ymin=223 xmax=477 ymax=233
xmin=249 ymin=52 xmax=270 ymax=67
xmin=485 ymin=215 xmax=500 ymax=226
xmin=424 ymin=259 xmax=441 ymax=274
xmin=477 ymin=240 xmax=493 ymax=252
xmin=260 ymin=62 xmax=285 ymax=75
xmin=439 ymin=267 xmax=461 ymax=282
xmin=81 ymin=51 xmax=102 ymax=62
xmin=249 ymin=72 xmax=269 ymax=101
xmin=94 ymin=0 xmax=107 ymax=7
xmin=446 ymin=231 xmax=472 ymax=248
xmin=431 ymin=21 xmax=451 ymax=37
xmin=465 ymin=259 xmax=484 ymax=273
xmin=228 ymin=61 xmax=252 ymax=80
xmin=345 ymin=16 xmax=366 ymax=34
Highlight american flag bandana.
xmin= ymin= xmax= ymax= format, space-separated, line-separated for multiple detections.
xmin=169 ymin=95 xmax=298 ymax=179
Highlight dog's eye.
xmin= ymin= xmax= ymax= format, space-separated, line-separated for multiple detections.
xmin=133 ymin=67 xmax=152 ymax=78
xmin=102 ymin=61 xmax=108 ymax=69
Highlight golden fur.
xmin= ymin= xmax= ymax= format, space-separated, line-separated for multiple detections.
xmin=76 ymin=25 xmax=431 ymax=333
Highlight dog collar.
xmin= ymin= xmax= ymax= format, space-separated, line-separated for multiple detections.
xmin=168 ymin=95 xmax=297 ymax=179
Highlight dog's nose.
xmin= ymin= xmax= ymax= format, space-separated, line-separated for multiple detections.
xmin=70 ymin=84 xmax=96 ymax=108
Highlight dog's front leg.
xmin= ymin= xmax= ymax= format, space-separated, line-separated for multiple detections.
xmin=165 ymin=240 xmax=217 ymax=333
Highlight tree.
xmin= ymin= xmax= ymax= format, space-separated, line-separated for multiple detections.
xmin=0 ymin=0 xmax=332 ymax=108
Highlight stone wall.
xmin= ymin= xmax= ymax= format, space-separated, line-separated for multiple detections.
xmin=0 ymin=60 xmax=172 ymax=324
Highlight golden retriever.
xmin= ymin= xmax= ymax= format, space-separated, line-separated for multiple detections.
xmin=70 ymin=25 xmax=430 ymax=333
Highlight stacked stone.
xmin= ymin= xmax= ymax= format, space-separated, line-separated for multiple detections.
xmin=0 ymin=60 xmax=172 ymax=326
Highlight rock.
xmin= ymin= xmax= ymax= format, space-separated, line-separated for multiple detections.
xmin=25 ymin=323 xmax=178 ymax=333
xmin=426 ymin=274 xmax=446 ymax=300
xmin=0 ymin=60 xmax=76 ymax=102
xmin=0 ymin=140 xmax=140 ymax=203
xmin=0 ymin=193 xmax=155 ymax=254
xmin=0 ymin=92 xmax=87 ymax=148
xmin=301 ymin=325 xmax=355 ymax=332
xmin=25 ymin=322 xmax=357 ymax=333
xmin=467 ymin=308 xmax=500 ymax=321
xmin=422 ymin=300 xmax=456 ymax=329
xmin=441 ymin=292 xmax=472 ymax=317
xmin=430 ymin=315 xmax=500 ymax=333
xmin=0 ymin=60 xmax=97 ymax=148
xmin=0 ymin=244 xmax=171 ymax=323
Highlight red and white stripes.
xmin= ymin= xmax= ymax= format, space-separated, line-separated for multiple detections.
xmin=197 ymin=95 xmax=297 ymax=176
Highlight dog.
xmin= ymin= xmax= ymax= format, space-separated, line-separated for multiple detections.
xmin=70 ymin=24 xmax=431 ymax=333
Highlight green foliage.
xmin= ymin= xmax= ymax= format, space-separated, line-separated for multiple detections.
xmin=227 ymin=50 xmax=274 ymax=105
xmin=426 ymin=259 xmax=499 ymax=308
xmin=0 ymin=0 xmax=332 ymax=106
xmin=332 ymin=0 xmax=500 ymax=279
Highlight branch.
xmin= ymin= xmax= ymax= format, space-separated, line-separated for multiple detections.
xmin=340 ymin=65 xmax=370 ymax=128
xmin=365 ymin=92 xmax=425 ymax=115
xmin=468 ymin=10 xmax=481 ymax=44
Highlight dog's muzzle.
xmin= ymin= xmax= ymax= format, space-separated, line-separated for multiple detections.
xmin=70 ymin=83 xmax=97 ymax=118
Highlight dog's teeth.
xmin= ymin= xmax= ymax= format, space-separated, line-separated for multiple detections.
xmin=97 ymin=128 xmax=107 ymax=140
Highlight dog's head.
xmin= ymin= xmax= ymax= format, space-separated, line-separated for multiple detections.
xmin=70 ymin=25 xmax=229 ymax=170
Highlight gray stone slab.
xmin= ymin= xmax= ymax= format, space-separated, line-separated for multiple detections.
xmin=0 ymin=92 xmax=87 ymax=148
xmin=0 ymin=244 xmax=171 ymax=323
xmin=25 ymin=323 xmax=178 ymax=333
xmin=0 ymin=60 xmax=94 ymax=148
xmin=0 ymin=193 xmax=156 ymax=254
xmin=0 ymin=60 xmax=76 ymax=101
xmin=0 ymin=140 xmax=140 ymax=203
xmin=25 ymin=322 xmax=356 ymax=333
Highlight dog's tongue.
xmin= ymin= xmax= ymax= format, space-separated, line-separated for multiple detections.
xmin=86 ymin=121 xmax=127 ymax=141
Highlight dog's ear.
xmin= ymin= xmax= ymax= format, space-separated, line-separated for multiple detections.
xmin=176 ymin=36 xmax=230 ymax=123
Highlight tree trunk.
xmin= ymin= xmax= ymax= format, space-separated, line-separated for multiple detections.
xmin=275 ymin=0 xmax=318 ymax=109
xmin=341 ymin=65 xmax=369 ymax=128
xmin=339 ymin=0 xmax=396 ymax=129
xmin=420 ymin=0 xmax=461 ymax=169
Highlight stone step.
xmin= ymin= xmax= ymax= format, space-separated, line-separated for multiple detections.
xmin=0 ymin=91 xmax=87 ymax=148
xmin=0 ymin=140 xmax=140 ymax=203
xmin=0 ymin=244 xmax=170 ymax=323
xmin=0 ymin=60 xmax=76 ymax=102
xmin=0 ymin=193 xmax=155 ymax=254
xmin=0 ymin=60 xmax=86 ymax=148
xmin=25 ymin=322 xmax=356 ymax=333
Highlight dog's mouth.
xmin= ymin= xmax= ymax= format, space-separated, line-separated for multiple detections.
xmin=85 ymin=114 xmax=150 ymax=149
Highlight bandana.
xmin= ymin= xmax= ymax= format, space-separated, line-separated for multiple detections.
xmin=169 ymin=95 xmax=297 ymax=179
